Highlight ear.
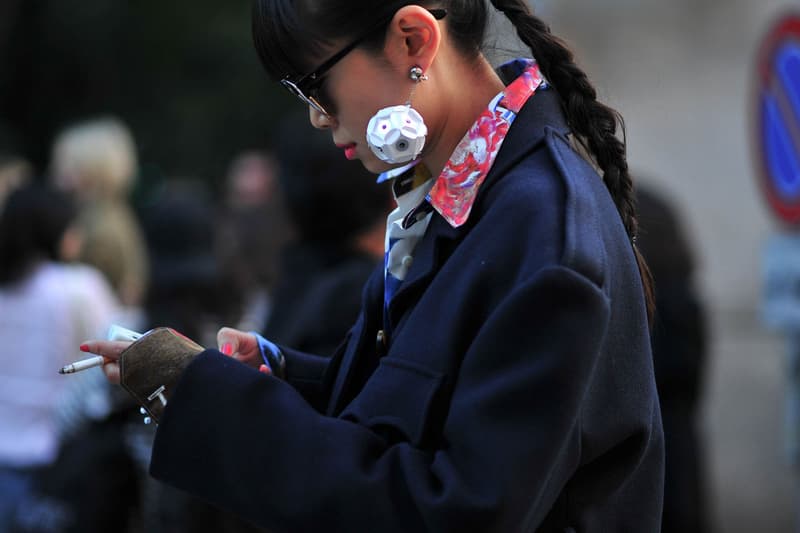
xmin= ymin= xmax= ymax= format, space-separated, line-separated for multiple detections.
xmin=383 ymin=5 xmax=442 ymax=74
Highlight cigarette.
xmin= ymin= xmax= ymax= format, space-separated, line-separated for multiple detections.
xmin=58 ymin=355 xmax=106 ymax=374
xmin=59 ymin=325 xmax=143 ymax=375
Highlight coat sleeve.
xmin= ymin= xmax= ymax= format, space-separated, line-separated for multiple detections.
xmin=279 ymin=344 xmax=335 ymax=411
xmin=149 ymin=266 xmax=612 ymax=532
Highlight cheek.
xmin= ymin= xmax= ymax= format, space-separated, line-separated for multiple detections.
xmin=337 ymin=101 xmax=375 ymax=143
xmin=315 ymin=82 xmax=337 ymax=115
xmin=332 ymin=80 xmax=397 ymax=133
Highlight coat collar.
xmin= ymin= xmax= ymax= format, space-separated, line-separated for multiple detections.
xmin=387 ymin=87 xmax=571 ymax=321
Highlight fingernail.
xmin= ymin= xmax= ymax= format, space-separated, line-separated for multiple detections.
xmin=221 ymin=343 xmax=232 ymax=356
xmin=79 ymin=344 xmax=90 ymax=352
xmin=259 ymin=364 xmax=272 ymax=375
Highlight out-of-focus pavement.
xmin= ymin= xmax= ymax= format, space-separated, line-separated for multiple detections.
xmin=517 ymin=0 xmax=800 ymax=530
xmin=706 ymin=310 xmax=793 ymax=532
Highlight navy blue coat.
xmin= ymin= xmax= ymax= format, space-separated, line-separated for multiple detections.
xmin=150 ymin=89 xmax=664 ymax=532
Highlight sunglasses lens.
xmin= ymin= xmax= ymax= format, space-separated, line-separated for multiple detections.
xmin=281 ymin=79 xmax=329 ymax=116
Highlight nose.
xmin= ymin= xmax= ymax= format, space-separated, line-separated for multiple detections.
xmin=309 ymin=106 xmax=335 ymax=129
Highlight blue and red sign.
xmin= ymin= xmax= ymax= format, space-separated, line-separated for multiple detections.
xmin=756 ymin=14 xmax=800 ymax=226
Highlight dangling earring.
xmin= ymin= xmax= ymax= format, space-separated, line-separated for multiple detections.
xmin=366 ymin=66 xmax=429 ymax=165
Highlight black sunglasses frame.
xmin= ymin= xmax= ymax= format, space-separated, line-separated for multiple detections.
xmin=280 ymin=8 xmax=447 ymax=116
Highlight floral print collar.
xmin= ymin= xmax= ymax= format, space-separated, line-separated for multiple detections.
xmin=378 ymin=58 xmax=545 ymax=228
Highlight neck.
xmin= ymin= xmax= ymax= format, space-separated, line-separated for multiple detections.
xmin=421 ymin=54 xmax=505 ymax=178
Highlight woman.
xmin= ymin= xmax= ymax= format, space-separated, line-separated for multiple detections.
xmin=50 ymin=116 xmax=149 ymax=308
xmin=0 ymin=184 xmax=119 ymax=528
xmin=85 ymin=1 xmax=664 ymax=531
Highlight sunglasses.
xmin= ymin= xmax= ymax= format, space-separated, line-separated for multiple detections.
xmin=280 ymin=8 xmax=447 ymax=117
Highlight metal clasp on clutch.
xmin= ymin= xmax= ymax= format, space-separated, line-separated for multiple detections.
xmin=139 ymin=385 xmax=168 ymax=425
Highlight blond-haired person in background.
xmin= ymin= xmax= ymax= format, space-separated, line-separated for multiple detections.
xmin=50 ymin=116 xmax=148 ymax=308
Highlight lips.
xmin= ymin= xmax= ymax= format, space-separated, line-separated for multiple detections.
xmin=337 ymin=143 xmax=357 ymax=160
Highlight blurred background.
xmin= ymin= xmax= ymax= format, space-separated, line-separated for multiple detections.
xmin=1 ymin=0 xmax=798 ymax=531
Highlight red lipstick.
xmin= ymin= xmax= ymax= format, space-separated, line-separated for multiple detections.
xmin=337 ymin=143 xmax=357 ymax=160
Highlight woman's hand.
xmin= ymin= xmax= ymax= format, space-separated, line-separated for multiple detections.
xmin=216 ymin=327 xmax=271 ymax=375
xmin=78 ymin=340 xmax=133 ymax=384
xmin=82 ymin=328 xmax=271 ymax=383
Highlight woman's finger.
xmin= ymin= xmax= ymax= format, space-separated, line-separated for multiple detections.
xmin=79 ymin=340 xmax=132 ymax=360
xmin=217 ymin=327 xmax=240 ymax=356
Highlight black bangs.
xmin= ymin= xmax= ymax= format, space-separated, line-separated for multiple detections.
xmin=251 ymin=0 xmax=330 ymax=80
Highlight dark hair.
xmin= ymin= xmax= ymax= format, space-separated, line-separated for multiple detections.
xmin=252 ymin=0 xmax=654 ymax=321
xmin=0 ymin=182 xmax=77 ymax=284
xmin=140 ymin=180 xmax=238 ymax=342
xmin=252 ymin=1 xmax=488 ymax=80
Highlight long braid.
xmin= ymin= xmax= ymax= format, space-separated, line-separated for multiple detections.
xmin=487 ymin=0 xmax=654 ymax=321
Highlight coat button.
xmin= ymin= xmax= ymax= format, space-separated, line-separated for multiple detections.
xmin=376 ymin=329 xmax=387 ymax=356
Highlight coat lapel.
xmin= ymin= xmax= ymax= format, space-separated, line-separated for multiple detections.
xmin=326 ymin=266 xmax=384 ymax=416
xmin=387 ymin=88 xmax=570 ymax=324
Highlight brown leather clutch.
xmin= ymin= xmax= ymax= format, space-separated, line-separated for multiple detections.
xmin=119 ymin=327 xmax=205 ymax=424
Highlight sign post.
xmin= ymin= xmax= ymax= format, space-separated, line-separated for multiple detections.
xmin=755 ymin=13 xmax=800 ymax=483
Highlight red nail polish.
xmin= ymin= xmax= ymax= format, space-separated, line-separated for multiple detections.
xmin=79 ymin=344 xmax=90 ymax=352
xmin=221 ymin=343 xmax=232 ymax=355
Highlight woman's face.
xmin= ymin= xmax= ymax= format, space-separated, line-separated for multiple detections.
xmin=306 ymin=47 xmax=416 ymax=174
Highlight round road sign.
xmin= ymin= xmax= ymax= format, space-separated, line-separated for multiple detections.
xmin=755 ymin=13 xmax=800 ymax=226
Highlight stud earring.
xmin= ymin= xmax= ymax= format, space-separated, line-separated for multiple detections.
xmin=365 ymin=66 xmax=429 ymax=165
xmin=409 ymin=66 xmax=428 ymax=82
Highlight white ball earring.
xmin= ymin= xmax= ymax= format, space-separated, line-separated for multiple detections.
xmin=366 ymin=66 xmax=429 ymax=165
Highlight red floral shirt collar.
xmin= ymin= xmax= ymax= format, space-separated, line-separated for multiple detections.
xmin=379 ymin=59 xmax=545 ymax=227
xmin=428 ymin=59 xmax=544 ymax=227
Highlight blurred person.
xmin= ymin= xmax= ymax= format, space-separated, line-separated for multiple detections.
xmin=50 ymin=116 xmax=149 ymax=308
xmin=130 ymin=179 xmax=259 ymax=532
xmin=140 ymin=179 xmax=238 ymax=349
xmin=225 ymin=150 xmax=279 ymax=210
xmin=0 ymin=183 xmax=120 ymax=530
xmin=85 ymin=2 xmax=664 ymax=531
xmin=0 ymin=154 xmax=32 ymax=213
xmin=141 ymin=135 xmax=388 ymax=532
xmin=636 ymin=183 xmax=710 ymax=533
xmin=218 ymin=150 xmax=292 ymax=333
xmin=263 ymin=120 xmax=391 ymax=355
